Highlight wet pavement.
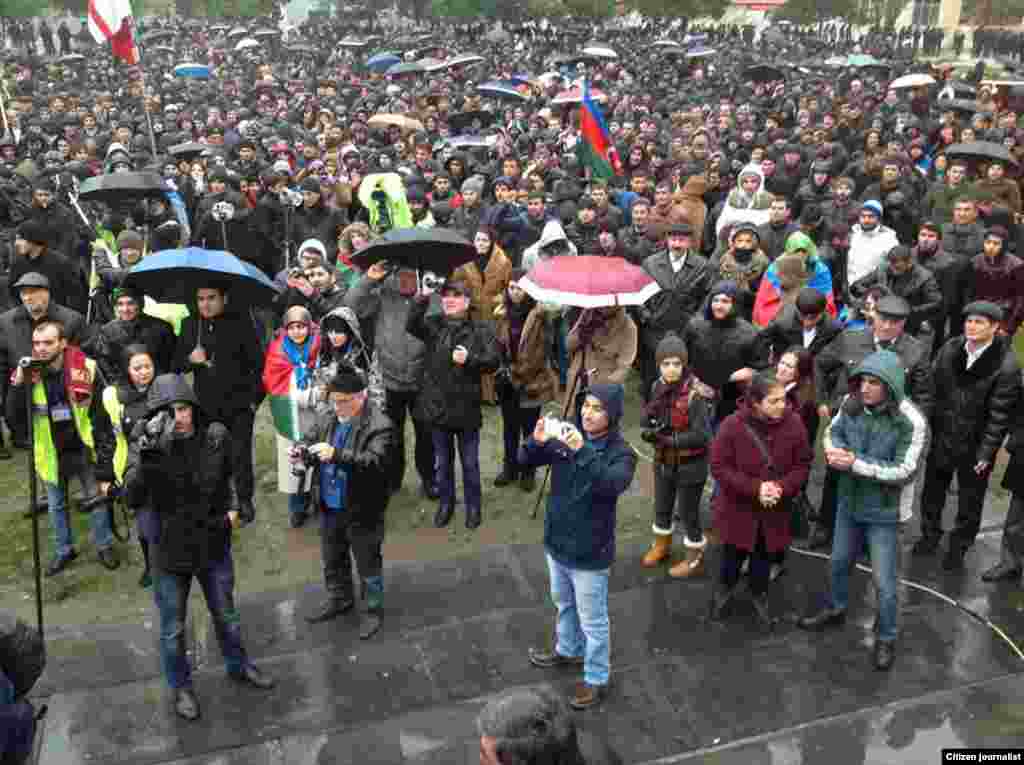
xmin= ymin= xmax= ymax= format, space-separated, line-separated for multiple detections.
xmin=30 ymin=533 xmax=1024 ymax=764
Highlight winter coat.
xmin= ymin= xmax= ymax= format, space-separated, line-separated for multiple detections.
xmin=494 ymin=299 xmax=558 ymax=407
xmin=716 ymin=163 xmax=773 ymax=237
xmin=815 ymin=328 xmax=934 ymax=418
xmin=644 ymin=377 xmax=714 ymax=485
xmin=824 ymin=350 xmax=929 ymax=525
xmin=83 ymin=314 xmax=176 ymax=387
xmin=923 ymin=181 xmax=969 ymax=224
xmin=520 ymin=384 xmax=636 ymax=571
xmin=173 ymin=311 xmax=265 ymax=420
xmin=297 ymin=401 xmax=393 ymax=525
xmin=972 ymin=177 xmax=1022 ymax=214
xmin=406 ymin=297 xmax=501 ymax=430
xmin=639 ymin=249 xmax=712 ymax=351
xmin=847 ymin=223 xmax=900 ymax=286
xmin=713 ymin=248 xmax=770 ymax=320
xmin=345 ymin=273 xmax=426 ymax=393
xmin=565 ymin=308 xmax=637 ymax=411
xmin=914 ymin=246 xmax=967 ymax=333
xmin=684 ymin=309 xmax=768 ymax=419
xmin=929 ymin=334 xmax=1021 ymax=470
xmin=0 ymin=302 xmax=85 ymax=405
xmin=968 ymin=252 xmax=1024 ymax=336
xmin=292 ymin=202 xmax=349 ymax=261
xmin=755 ymin=221 xmax=799 ymax=262
xmin=92 ymin=382 xmax=151 ymax=484
xmin=940 ymin=222 xmax=985 ymax=261
xmin=758 ymin=304 xmax=844 ymax=361
xmin=673 ymin=174 xmax=708 ymax=249
xmin=125 ymin=375 xmax=232 ymax=575
xmin=451 ymin=245 xmax=513 ymax=323
xmin=617 ymin=225 xmax=657 ymax=266
xmin=850 ymin=262 xmax=943 ymax=336
xmin=521 ymin=220 xmax=579 ymax=273
xmin=710 ymin=400 xmax=812 ymax=553
xmin=7 ymin=249 xmax=85 ymax=314
xmin=1000 ymin=394 xmax=1024 ymax=494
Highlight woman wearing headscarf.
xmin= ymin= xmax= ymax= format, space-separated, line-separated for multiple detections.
xmin=493 ymin=269 xmax=558 ymax=492
xmin=315 ymin=306 xmax=384 ymax=412
xmin=263 ymin=306 xmax=322 ymax=528
xmin=751 ymin=231 xmax=837 ymax=328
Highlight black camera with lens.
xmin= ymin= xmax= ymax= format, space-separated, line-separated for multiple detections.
xmin=291 ymin=445 xmax=318 ymax=477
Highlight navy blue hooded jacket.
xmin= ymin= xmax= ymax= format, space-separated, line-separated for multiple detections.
xmin=520 ymin=383 xmax=637 ymax=570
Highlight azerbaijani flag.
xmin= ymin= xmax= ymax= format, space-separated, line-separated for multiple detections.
xmin=262 ymin=333 xmax=321 ymax=441
xmin=577 ymin=80 xmax=622 ymax=180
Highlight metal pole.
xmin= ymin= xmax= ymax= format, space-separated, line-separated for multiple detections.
xmin=25 ymin=369 xmax=43 ymax=636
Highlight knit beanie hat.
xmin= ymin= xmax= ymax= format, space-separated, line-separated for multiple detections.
xmin=655 ymin=333 xmax=688 ymax=365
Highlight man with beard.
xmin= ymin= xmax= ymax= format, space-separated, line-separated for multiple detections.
xmin=619 ymin=198 xmax=656 ymax=266
xmin=912 ymin=222 xmax=964 ymax=352
xmin=924 ymin=160 xmax=970 ymax=225
xmin=173 ymin=285 xmax=265 ymax=524
xmin=7 ymin=220 xmax=84 ymax=314
xmin=821 ymin=176 xmax=860 ymax=232
xmin=84 ymin=286 xmax=176 ymax=386
xmin=847 ymin=200 xmax=900 ymax=288
xmin=639 ymin=224 xmax=712 ymax=401
xmin=850 ymin=245 xmax=943 ymax=338
xmin=756 ymin=197 xmax=799 ymax=262
xmin=941 ymin=199 xmax=986 ymax=268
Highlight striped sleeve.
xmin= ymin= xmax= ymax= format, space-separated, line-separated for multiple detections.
xmin=849 ymin=400 xmax=929 ymax=486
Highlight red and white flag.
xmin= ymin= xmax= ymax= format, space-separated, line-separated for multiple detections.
xmin=87 ymin=0 xmax=139 ymax=65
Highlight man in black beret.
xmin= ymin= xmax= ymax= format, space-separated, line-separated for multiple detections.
xmin=293 ymin=363 xmax=393 ymax=639
xmin=917 ymin=301 xmax=1023 ymax=570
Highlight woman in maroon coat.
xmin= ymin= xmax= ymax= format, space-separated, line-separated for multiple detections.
xmin=709 ymin=372 xmax=812 ymax=629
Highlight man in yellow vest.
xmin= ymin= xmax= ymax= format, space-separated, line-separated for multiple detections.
xmin=6 ymin=320 xmax=119 ymax=576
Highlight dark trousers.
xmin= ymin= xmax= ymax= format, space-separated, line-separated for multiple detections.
xmin=499 ymin=398 xmax=540 ymax=476
xmin=653 ymin=462 xmax=706 ymax=542
xmin=319 ymin=507 xmax=384 ymax=601
xmin=818 ymin=466 xmax=840 ymax=534
xmin=226 ymin=408 xmax=256 ymax=503
xmin=639 ymin=344 xmax=658 ymax=403
xmin=920 ymin=453 xmax=992 ymax=547
xmin=720 ymin=528 xmax=771 ymax=596
xmin=998 ymin=493 xmax=1024 ymax=567
xmin=385 ymin=388 xmax=435 ymax=491
xmin=432 ymin=428 xmax=481 ymax=513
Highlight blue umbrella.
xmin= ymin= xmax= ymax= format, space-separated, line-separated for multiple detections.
xmin=477 ymin=81 xmax=528 ymax=101
xmin=366 ymin=53 xmax=402 ymax=72
xmin=174 ymin=63 xmax=212 ymax=79
xmin=125 ymin=247 xmax=280 ymax=306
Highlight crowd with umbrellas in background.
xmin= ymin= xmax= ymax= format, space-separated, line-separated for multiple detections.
xmin=2 ymin=2 xmax=1024 ymax=740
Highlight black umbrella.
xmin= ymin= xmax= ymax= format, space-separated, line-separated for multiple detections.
xmin=168 ymin=142 xmax=210 ymax=161
xmin=78 ymin=172 xmax=167 ymax=205
xmin=938 ymin=99 xmax=980 ymax=116
xmin=744 ymin=64 xmax=785 ymax=83
xmin=448 ymin=110 xmax=497 ymax=134
xmin=351 ymin=228 xmax=476 ymax=274
xmin=946 ymin=141 xmax=1018 ymax=166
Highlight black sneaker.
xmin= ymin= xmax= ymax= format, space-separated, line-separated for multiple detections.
xmin=289 ymin=512 xmax=308 ymax=529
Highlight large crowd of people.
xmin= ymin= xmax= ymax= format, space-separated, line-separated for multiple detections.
xmin=2 ymin=9 xmax=1024 ymax=752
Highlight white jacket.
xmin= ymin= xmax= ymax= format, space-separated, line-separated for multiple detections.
xmin=848 ymin=224 xmax=899 ymax=286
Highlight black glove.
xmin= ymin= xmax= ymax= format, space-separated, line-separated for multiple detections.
xmin=640 ymin=429 xmax=658 ymax=444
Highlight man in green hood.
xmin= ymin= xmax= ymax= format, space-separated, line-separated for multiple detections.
xmin=798 ymin=350 xmax=929 ymax=672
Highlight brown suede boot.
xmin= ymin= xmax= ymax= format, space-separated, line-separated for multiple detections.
xmin=669 ymin=537 xmax=707 ymax=578
xmin=641 ymin=529 xmax=673 ymax=567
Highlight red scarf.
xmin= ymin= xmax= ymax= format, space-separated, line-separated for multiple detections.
xmin=63 ymin=345 xmax=93 ymax=404
xmin=645 ymin=376 xmax=693 ymax=432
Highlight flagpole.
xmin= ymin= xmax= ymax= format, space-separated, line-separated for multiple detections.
xmin=133 ymin=18 xmax=158 ymax=160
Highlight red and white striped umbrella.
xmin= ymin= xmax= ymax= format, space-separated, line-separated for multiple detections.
xmin=519 ymin=256 xmax=660 ymax=308
xmin=551 ymin=85 xmax=607 ymax=105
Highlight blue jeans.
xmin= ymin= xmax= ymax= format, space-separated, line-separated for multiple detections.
xmin=830 ymin=507 xmax=900 ymax=643
xmin=0 ymin=667 xmax=12 ymax=705
xmin=432 ymin=428 xmax=481 ymax=512
xmin=153 ymin=550 xmax=249 ymax=689
xmin=287 ymin=492 xmax=309 ymax=519
xmin=545 ymin=553 xmax=611 ymax=687
xmin=45 ymin=450 xmax=111 ymax=558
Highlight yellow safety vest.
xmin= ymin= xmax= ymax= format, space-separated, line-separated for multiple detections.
xmin=32 ymin=359 xmax=97 ymax=485
xmin=101 ymin=386 xmax=127 ymax=483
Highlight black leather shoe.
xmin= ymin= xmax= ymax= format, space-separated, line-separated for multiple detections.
xmin=874 ymin=640 xmax=895 ymax=671
xmin=45 ymin=549 xmax=77 ymax=577
xmin=912 ymin=536 xmax=940 ymax=556
xmin=529 ymin=647 xmax=584 ymax=668
xmin=434 ymin=504 xmax=454 ymax=528
xmin=174 ymin=689 xmax=200 ymax=721
xmin=798 ymin=607 xmax=846 ymax=631
xmin=493 ymin=470 xmax=517 ymax=487
xmin=305 ymin=597 xmax=354 ymax=623
xmin=230 ymin=665 xmax=275 ymax=690
xmin=751 ymin=593 xmax=777 ymax=631
xmin=465 ymin=506 xmax=481 ymax=530
xmin=942 ymin=543 xmax=966 ymax=571
xmin=238 ymin=500 xmax=256 ymax=526
xmin=97 ymin=547 xmax=120 ymax=570
xmin=806 ymin=525 xmax=833 ymax=550
xmin=981 ymin=561 xmax=1023 ymax=582
xmin=289 ymin=512 xmax=308 ymax=529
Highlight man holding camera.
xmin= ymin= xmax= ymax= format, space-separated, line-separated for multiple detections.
xmin=125 ymin=374 xmax=274 ymax=721
xmin=523 ymin=384 xmax=637 ymax=710
xmin=6 ymin=319 xmax=117 ymax=575
xmin=293 ymin=363 xmax=393 ymax=638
